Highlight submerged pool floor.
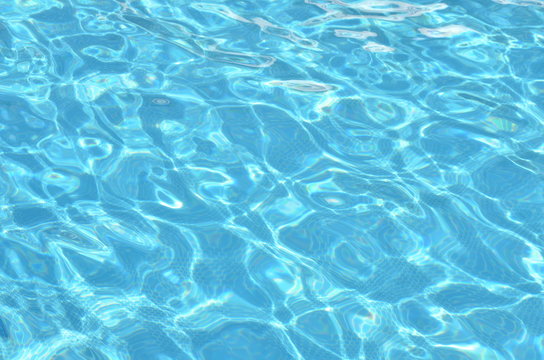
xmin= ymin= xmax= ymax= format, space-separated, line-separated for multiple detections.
xmin=0 ymin=0 xmax=543 ymax=359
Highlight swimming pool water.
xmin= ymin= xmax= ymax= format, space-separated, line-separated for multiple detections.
xmin=1 ymin=0 xmax=544 ymax=359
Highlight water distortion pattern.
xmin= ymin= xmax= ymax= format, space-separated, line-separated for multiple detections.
xmin=0 ymin=0 xmax=543 ymax=359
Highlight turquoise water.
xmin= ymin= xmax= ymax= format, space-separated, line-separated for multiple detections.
xmin=0 ymin=0 xmax=544 ymax=359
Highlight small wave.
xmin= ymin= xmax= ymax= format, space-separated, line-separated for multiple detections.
xmin=418 ymin=25 xmax=475 ymax=38
xmin=363 ymin=41 xmax=395 ymax=52
xmin=265 ymin=80 xmax=336 ymax=92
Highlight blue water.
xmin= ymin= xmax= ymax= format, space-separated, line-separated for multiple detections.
xmin=0 ymin=0 xmax=543 ymax=359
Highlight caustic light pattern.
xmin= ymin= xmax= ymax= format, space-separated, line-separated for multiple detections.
xmin=0 ymin=0 xmax=544 ymax=359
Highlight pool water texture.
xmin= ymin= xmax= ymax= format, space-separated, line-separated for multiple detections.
xmin=0 ymin=0 xmax=543 ymax=359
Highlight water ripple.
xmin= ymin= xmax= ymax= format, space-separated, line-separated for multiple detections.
xmin=0 ymin=0 xmax=543 ymax=359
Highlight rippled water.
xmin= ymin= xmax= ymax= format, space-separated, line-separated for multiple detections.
xmin=0 ymin=0 xmax=543 ymax=359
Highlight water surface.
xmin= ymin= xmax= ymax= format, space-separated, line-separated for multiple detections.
xmin=0 ymin=0 xmax=543 ymax=359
